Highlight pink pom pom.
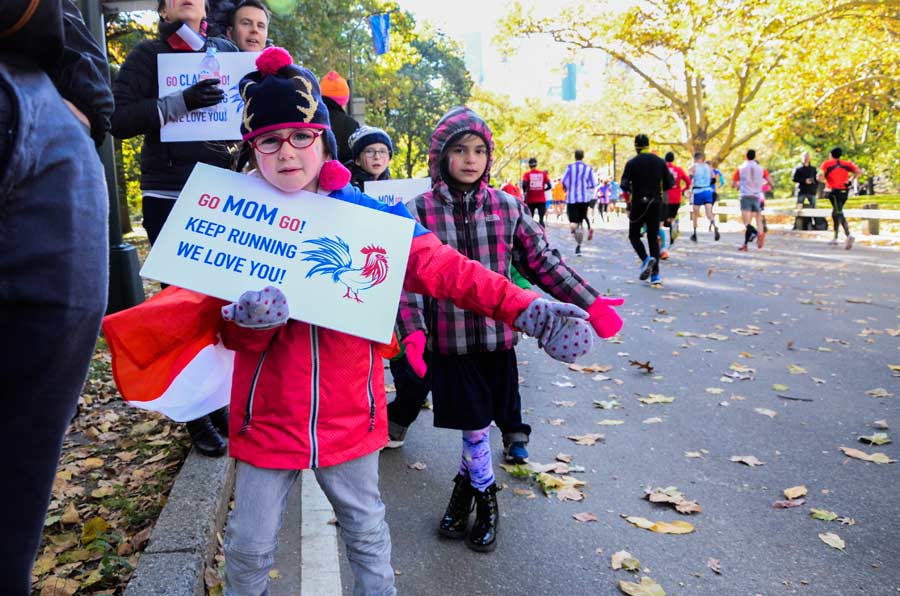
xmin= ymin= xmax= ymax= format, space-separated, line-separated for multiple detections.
xmin=318 ymin=160 xmax=351 ymax=191
xmin=256 ymin=47 xmax=293 ymax=76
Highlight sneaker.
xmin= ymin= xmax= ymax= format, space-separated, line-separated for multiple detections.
xmin=660 ymin=250 xmax=669 ymax=260
xmin=757 ymin=232 xmax=765 ymax=249
xmin=845 ymin=235 xmax=855 ymax=250
xmin=588 ymin=229 xmax=594 ymax=241
xmin=575 ymin=244 xmax=582 ymax=256
xmin=738 ymin=244 xmax=748 ymax=252
xmin=690 ymin=232 xmax=698 ymax=242
xmin=714 ymin=227 xmax=721 ymax=242
xmin=828 ymin=237 xmax=839 ymax=246
xmin=650 ymin=273 xmax=662 ymax=286
xmin=504 ymin=442 xmax=528 ymax=464
xmin=639 ymin=256 xmax=656 ymax=280
xmin=385 ymin=422 xmax=407 ymax=449
xmin=747 ymin=229 xmax=758 ymax=243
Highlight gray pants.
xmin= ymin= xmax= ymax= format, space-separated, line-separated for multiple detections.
xmin=0 ymin=56 xmax=108 ymax=591
xmin=225 ymin=452 xmax=396 ymax=596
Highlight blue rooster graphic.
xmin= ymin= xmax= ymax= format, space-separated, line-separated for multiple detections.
xmin=300 ymin=236 xmax=389 ymax=303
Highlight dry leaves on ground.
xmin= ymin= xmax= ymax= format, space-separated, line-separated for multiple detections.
xmin=644 ymin=486 xmax=702 ymax=514
xmin=755 ymin=408 xmax=777 ymax=418
xmin=618 ymin=577 xmax=666 ymax=596
xmin=622 ymin=515 xmax=695 ymax=534
xmin=866 ymin=388 xmax=892 ymax=398
xmin=730 ymin=455 xmax=765 ymax=467
xmin=858 ymin=433 xmax=891 ymax=446
xmin=783 ymin=485 xmax=808 ymax=499
xmin=707 ymin=558 xmax=722 ymax=575
xmin=638 ymin=394 xmax=675 ymax=404
xmin=840 ymin=446 xmax=896 ymax=464
xmin=594 ymin=399 xmax=623 ymax=409
xmin=773 ymin=498 xmax=806 ymax=508
xmin=611 ymin=550 xmax=641 ymax=572
xmin=573 ymin=511 xmax=599 ymax=523
xmin=567 ymin=433 xmax=605 ymax=446
xmin=819 ymin=532 xmax=846 ymax=551
xmin=569 ymin=363 xmax=613 ymax=373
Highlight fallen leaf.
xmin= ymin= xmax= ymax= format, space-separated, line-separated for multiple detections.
xmin=810 ymin=509 xmax=839 ymax=521
xmin=553 ymin=381 xmax=575 ymax=388
xmin=873 ymin=419 xmax=889 ymax=429
xmin=623 ymin=515 xmax=694 ymax=534
xmin=573 ymin=511 xmax=599 ymax=523
xmin=866 ymin=388 xmax=892 ymax=398
xmin=840 ymin=446 xmax=896 ymax=464
xmin=639 ymin=394 xmax=675 ymax=404
xmin=597 ymin=419 xmax=625 ymax=426
xmin=628 ymin=359 xmax=654 ymax=374
xmin=269 ymin=569 xmax=282 ymax=579
xmin=818 ymin=532 xmax=846 ymax=551
xmin=548 ymin=418 xmax=565 ymax=426
xmin=593 ymin=399 xmax=622 ymax=409
xmin=788 ymin=365 xmax=807 ymax=374
xmin=754 ymin=408 xmax=777 ymax=418
xmin=684 ymin=451 xmax=703 ymax=458
xmin=812 ymin=377 xmax=827 ymax=385
xmin=39 ymin=577 xmax=80 ymax=596
xmin=556 ymin=485 xmax=586 ymax=502
xmin=567 ymin=433 xmax=604 ymax=446
xmin=90 ymin=485 xmax=116 ymax=499
xmin=31 ymin=553 xmax=57 ymax=576
xmin=618 ymin=576 xmax=666 ymax=596
xmin=642 ymin=417 xmax=664 ymax=424
xmin=772 ymin=384 xmax=789 ymax=392
xmin=512 ymin=487 xmax=535 ymax=499
xmin=555 ymin=453 xmax=573 ymax=463
xmin=783 ymin=485 xmax=808 ymax=499
xmin=81 ymin=516 xmax=109 ymax=545
xmin=60 ymin=502 xmax=80 ymax=525
xmin=730 ymin=455 xmax=765 ymax=467
xmin=408 ymin=461 xmax=427 ymax=470
xmin=705 ymin=387 xmax=724 ymax=395
xmin=553 ymin=400 xmax=577 ymax=407
xmin=644 ymin=486 xmax=702 ymax=514
xmin=773 ymin=498 xmax=806 ymax=508
xmin=707 ymin=558 xmax=722 ymax=575
xmin=611 ymin=550 xmax=641 ymax=572
xmin=569 ymin=363 xmax=612 ymax=373
xmin=859 ymin=433 xmax=891 ymax=446
xmin=81 ymin=457 xmax=104 ymax=470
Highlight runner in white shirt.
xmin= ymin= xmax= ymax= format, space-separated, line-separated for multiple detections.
xmin=731 ymin=149 xmax=774 ymax=251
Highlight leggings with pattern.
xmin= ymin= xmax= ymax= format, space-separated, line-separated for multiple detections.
xmin=459 ymin=426 xmax=494 ymax=492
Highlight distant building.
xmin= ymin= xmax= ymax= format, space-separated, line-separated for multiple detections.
xmin=463 ymin=32 xmax=485 ymax=84
xmin=561 ymin=62 xmax=577 ymax=101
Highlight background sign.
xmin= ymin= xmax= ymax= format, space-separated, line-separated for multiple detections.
xmin=364 ymin=177 xmax=431 ymax=206
xmin=158 ymin=52 xmax=259 ymax=142
xmin=141 ymin=164 xmax=415 ymax=343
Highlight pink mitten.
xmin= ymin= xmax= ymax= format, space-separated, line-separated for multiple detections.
xmin=402 ymin=330 xmax=427 ymax=378
xmin=222 ymin=286 xmax=289 ymax=329
xmin=587 ymin=296 xmax=624 ymax=339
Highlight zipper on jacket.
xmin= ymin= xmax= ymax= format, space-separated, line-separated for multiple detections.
xmin=460 ymin=192 xmax=484 ymax=352
xmin=308 ymin=326 xmax=320 ymax=468
xmin=366 ymin=346 xmax=376 ymax=431
xmin=239 ymin=351 xmax=267 ymax=434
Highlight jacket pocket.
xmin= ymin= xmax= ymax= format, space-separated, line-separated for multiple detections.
xmin=239 ymin=350 xmax=267 ymax=434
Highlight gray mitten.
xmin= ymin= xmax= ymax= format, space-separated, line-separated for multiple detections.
xmin=513 ymin=298 xmax=593 ymax=363
xmin=222 ymin=286 xmax=289 ymax=329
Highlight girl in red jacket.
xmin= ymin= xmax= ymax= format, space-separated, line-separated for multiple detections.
xmin=215 ymin=48 xmax=609 ymax=595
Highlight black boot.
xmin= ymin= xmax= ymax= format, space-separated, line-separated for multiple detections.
xmin=466 ymin=483 xmax=499 ymax=552
xmin=185 ymin=416 xmax=227 ymax=457
xmin=438 ymin=474 xmax=474 ymax=539
xmin=208 ymin=406 xmax=229 ymax=436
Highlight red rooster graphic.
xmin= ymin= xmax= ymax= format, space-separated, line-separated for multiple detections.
xmin=300 ymin=236 xmax=389 ymax=303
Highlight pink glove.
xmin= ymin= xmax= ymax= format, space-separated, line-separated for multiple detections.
xmin=403 ymin=330 xmax=427 ymax=378
xmin=587 ymin=296 xmax=624 ymax=338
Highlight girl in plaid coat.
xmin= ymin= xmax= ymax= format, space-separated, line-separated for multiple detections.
xmin=395 ymin=106 xmax=625 ymax=552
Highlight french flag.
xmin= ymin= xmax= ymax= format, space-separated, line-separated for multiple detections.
xmin=102 ymin=287 xmax=233 ymax=422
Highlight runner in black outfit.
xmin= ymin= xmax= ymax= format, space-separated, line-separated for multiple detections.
xmin=620 ymin=134 xmax=674 ymax=286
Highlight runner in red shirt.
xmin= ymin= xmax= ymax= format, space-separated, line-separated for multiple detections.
xmin=501 ymin=179 xmax=523 ymax=200
xmin=663 ymin=152 xmax=691 ymax=258
xmin=521 ymin=157 xmax=552 ymax=227
xmin=819 ymin=147 xmax=860 ymax=249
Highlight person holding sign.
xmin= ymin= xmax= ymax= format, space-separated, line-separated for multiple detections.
xmin=111 ymin=0 xmax=238 ymax=456
xmin=104 ymin=48 xmax=599 ymax=596
xmin=346 ymin=125 xmax=393 ymax=190
xmin=395 ymin=106 xmax=625 ymax=553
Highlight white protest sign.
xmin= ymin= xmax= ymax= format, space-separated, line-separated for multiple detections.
xmin=158 ymin=52 xmax=259 ymax=142
xmin=140 ymin=163 xmax=415 ymax=343
xmin=364 ymin=178 xmax=431 ymax=206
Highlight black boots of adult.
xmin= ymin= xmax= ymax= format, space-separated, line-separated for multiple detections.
xmin=185 ymin=415 xmax=227 ymax=457
xmin=466 ymin=483 xmax=499 ymax=552
xmin=438 ymin=474 xmax=474 ymax=539
xmin=208 ymin=406 xmax=229 ymax=436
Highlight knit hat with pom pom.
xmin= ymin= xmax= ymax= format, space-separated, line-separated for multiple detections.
xmin=239 ymin=47 xmax=338 ymax=159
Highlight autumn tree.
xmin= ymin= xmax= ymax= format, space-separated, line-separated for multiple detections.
xmin=503 ymin=0 xmax=899 ymax=168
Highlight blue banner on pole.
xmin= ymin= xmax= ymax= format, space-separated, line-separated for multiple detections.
xmin=369 ymin=13 xmax=391 ymax=55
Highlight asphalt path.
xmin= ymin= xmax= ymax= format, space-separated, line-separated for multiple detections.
xmin=340 ymin=219 xmax=900 ymax=596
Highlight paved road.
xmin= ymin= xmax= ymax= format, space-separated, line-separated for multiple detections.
xmin=336 ymin=220 xmax=899 ymax=596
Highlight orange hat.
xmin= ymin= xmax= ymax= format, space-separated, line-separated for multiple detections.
xmin=320 ymin=70 xmax=350 ymax=107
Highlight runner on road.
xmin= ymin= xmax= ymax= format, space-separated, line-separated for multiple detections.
xmin=561 ymin=149 xmax=597 ymax=256
xmin=819 ymin=147 xmax=860 ymax=249
xmin=621 ymin=134 xmax=674 ymax=286
xmin=663 ymin=151 xmax=691 ymax=258
xmin=732 ymin=149 xmax=774 ymax=251
xmin=689 ymin=151 xmax=720 ymax=242
xmin=521 ymin=157 xmax=552 ymax=226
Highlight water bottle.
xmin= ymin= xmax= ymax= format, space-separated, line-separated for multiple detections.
xmin=198 ymin=47 xmax=221 ymax=110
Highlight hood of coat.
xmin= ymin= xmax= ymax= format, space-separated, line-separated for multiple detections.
xmin=428 ymin=106 xmax=494 ymax=193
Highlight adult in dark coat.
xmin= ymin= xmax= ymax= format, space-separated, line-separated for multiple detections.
xmin=0 ymin=1 xmax=111 ymax=589
xmin=111 ymin=0 xmax=238 ymax=456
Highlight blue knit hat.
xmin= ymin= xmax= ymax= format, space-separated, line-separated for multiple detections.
xmin=348 ymin=126 xmax=393 ymax=161
xmin=239 ymin=47 xmax=338 ymax=159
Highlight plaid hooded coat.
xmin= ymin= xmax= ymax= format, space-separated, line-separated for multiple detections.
xmin=397 ymin=107 xmax=600 ymax=355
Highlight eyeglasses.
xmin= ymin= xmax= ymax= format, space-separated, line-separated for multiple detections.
xmin=252 ymin=130 xmax=322 ymax=154
xmin=361 ymin=148 xmax=390 ymax=158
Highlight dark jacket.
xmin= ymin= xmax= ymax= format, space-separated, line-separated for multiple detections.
xmin=347 ymin=162 xmax=391 ymax=191
xmin=323 ymin=96 xmax=359 ymax=164
xmin=110 ymin=30 xmax=237 ymax=192
xmin=792 ymin=164 xmax=818 ymax=196
xmin=1 ymin=0 xmax=113 ymax=146
xmin=620 ymin=151 xmax=674 ymax=201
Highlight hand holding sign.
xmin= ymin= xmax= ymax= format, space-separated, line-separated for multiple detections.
xmin=183 ymin=78 xmax=225 ymax=111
